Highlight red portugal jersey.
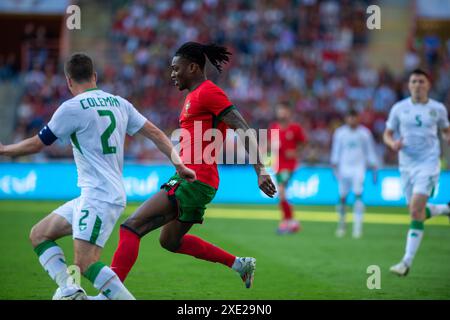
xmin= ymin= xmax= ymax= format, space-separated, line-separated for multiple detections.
xmin=269 ymin=122 xmax=307 ymax=172
xmin=179 ymin=80 xmax=234 ymax=189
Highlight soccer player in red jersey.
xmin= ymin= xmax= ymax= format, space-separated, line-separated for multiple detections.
xmin=269 ymin=103 xmax=307 ymax=234
xmin=99 ymin=42 xmax=276 ymax=297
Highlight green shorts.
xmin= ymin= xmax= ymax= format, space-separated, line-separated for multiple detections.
xmin=276 ymin=170 xmax=293 ymax=185
xmin=161 ymin=174 xmax=217 ymax=224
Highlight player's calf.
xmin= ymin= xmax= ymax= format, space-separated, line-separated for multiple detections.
xmin=74 ymin=240 xmax=135 ymax=300
xmin=30 ymin=214 xmax=83 ymax=299
xmin=73 ymin=240 xmax=102 ymax=274
xmin=159 ymin=235 xmax=182 ymax=252
xmin=110 ymin=225 xmax=141 ymax=282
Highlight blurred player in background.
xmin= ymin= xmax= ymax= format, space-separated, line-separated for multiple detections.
xmin=384 ymin=69 xmax=450 ymax=276
xmin=99 ymin=42 xmax=276 ymax=298
xmin=0 ymin=53 xmax=196 ymax=299
xmin=269 ymin=103 xmax=307 ymax=234
xmin=330 ymin=109 xmax=378 ymax=238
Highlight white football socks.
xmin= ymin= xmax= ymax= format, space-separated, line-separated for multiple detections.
xmin=84 ymin=262 xmax=135 ymax=300
xmin=402 ymin=221 xmax=424 ymax=267
xmin=336 ymin=203 xmax=346 ymax=229
xmin=353 ymin=199 xmax=365 ymax=237
xmin=35 ymin=241 xmax=74 ymax=289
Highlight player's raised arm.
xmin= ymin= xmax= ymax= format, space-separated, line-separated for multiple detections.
xmin=137 ymin=120 xmax=196 ymax=182
xmin=1 ymin=95 xmax=82 ymax=158
xmin=221 ymin=108 xmax=277 ymax=198
xmin=0 ymin=135 xmax=45 ymax=157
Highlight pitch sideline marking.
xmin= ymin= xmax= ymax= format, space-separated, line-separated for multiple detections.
xmin=120 ymin=207 xmax=450 ymax=226
xmin=202 ymin=209 xmax=449 ymax=226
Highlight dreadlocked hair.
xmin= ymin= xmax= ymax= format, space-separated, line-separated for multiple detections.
xmin=175 ymin=42 xmax=231 ymax=73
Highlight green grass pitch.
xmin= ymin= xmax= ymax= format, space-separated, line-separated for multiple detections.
xmin=0 ymin=200 xmax=449 ymax=300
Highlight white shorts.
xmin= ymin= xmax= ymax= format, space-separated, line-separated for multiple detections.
xmin=401 ymin=169 xmax=439 ymax=204
xmin=54 ymin=196 xmax=124 ymax=247
xmin=338 ymin=174 xmax=365 ymax=198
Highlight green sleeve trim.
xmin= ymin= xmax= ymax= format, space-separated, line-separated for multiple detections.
xmin=34 ymin=240 xmax=58 ymax=257
xmin=83 ymin=87 xmax=99 ymax=92
xmin=217 ymin=105 xmax=236 ymax=121
xmin=410 ymin=220 xmax=424 ymax=230
xmin=70 ymin=132 xmax=83 ymax=154
xmin=83 ymin=261 xmax=106 ymax=283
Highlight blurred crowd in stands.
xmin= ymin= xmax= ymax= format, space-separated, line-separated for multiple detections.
xmin=4 ymin=0 xmax=450 ymax=166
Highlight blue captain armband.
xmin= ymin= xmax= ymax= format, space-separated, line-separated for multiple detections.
xmin=38 ymin=125 xmax=58 ymax=146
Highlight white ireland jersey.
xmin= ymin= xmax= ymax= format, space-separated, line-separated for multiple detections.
xmin=386 ymin=97 xmax=449 ymax=172
xmin=46 ymin=88 xmax=147 ymax=206
xmin=330 ymin=124 xmax=378 ymax=177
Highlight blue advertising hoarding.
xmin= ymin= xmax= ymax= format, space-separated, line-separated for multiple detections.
xmin=0 ymin=163 xmax=449 ymax=206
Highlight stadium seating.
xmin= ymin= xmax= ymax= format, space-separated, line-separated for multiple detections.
xmin=3 ymin=0 xmax=450 ymax=166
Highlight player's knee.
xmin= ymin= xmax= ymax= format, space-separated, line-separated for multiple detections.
xmin=121 ymin=219 xmax=141 ymax=234
xmin=159 ymin=236 xmax=179 ymax=252
xmin=410 ymin=206 xmax=425 ymax=220
xmin=29 ymin=224 xmax=46 ymax=248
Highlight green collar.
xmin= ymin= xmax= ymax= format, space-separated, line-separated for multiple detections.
xmin=84 ymin=87 xmax=99 ymax=92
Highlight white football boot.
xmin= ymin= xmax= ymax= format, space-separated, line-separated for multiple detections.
xmin=335 ymin=226 xmax=346 ymax=238
xmin=389 ymin=261 xmax=410 ymax=276
xmin=234 ymin=257 xmax=256 ymax=289
xmin=52 ymin=285 xmax=87 ymax=300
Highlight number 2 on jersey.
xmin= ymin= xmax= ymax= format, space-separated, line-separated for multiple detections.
xmin=97 ymin=110 xmax=117 ymax=154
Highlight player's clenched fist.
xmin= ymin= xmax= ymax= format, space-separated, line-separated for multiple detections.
xmin=390 ymin=139 xmax=403 ymax=152
xmin=258 ymin=173 xmax=277 ymax=198
xmin=177 ymin=165 xmax=197 ymax=183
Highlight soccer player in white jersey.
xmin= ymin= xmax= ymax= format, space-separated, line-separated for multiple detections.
xmin=0 ymin=53 xmax=196 ymax=299
xmin=331 ymin=109 xmax=379 ymax=238
xmin=384 ymin=69 xmax=450 ymax=276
